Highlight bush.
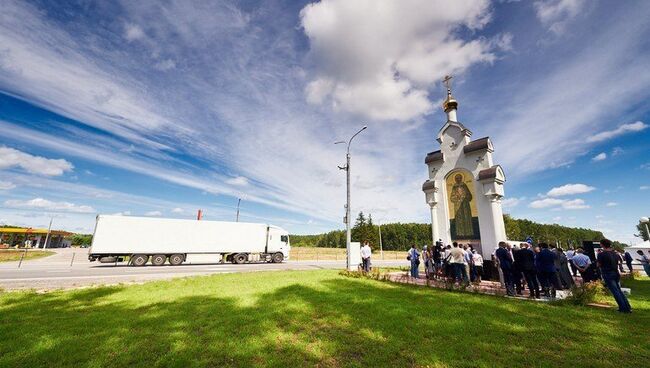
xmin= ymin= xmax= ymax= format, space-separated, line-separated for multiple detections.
xmin=621 ymin=271 xmax=641 ymax=281
xmin=339 ymin=269 xmax=390 ymax=281
xmin=562 ymin=281 xmax=607 ymax=306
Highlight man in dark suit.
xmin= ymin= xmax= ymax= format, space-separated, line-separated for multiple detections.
xmin=535 ymin=243 xmax=561 ymax=298
xmin=511 ymin=244 xmax=525 ymax=295
xmin=495 ymin=241 xmax=515 ymax=296
xmin=515 ymin=242 xmax=540 ymax=299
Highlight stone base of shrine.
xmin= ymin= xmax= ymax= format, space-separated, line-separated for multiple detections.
xmin=386 ymin=271 xmax=572 ymax=301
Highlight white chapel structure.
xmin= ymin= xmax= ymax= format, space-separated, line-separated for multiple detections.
xmin=422 ymin=76 xmax=507 ymax=257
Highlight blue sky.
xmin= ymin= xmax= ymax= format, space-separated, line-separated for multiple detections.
xmin=0 ymin=0 xmax=649 ymax=244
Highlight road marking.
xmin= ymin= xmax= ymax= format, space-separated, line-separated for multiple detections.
xmin=0 ymin=272 xmax=216 ymax=282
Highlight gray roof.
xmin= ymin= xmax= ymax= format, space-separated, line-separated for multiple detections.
xmin=424 ymin=150 xmax=443 ymax=164
xmin=478 ymin=165 xmax=505 ymax=182
xmin=422 ymin=180 xmax=436 ymax=192
xmin=463 ymin=137 xmax=491 ymax=154
xmin=478 ymin=166 xmax=498 ymax=181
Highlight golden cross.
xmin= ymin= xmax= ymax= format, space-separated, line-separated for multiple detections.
xmin=442 ymin=75 xmax=453 ymax=91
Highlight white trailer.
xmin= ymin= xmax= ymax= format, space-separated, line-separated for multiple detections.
xmin=88 ymin=215 xmax=290 ymax=266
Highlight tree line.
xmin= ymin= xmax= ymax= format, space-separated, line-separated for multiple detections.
xmin=290 ymin=213 xmax=609 ymax=251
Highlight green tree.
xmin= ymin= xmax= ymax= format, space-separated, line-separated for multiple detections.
xmin=71 ymin=234 xmax=92 ymax=246
xmin=636 ymin=218 xmax=649 ymax=241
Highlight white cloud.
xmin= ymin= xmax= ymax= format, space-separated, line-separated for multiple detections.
xmin=605 ymin=202 xmax=618 ymax=207
xmin=0 ymin=0 xmax=647 ymax=236
xmin=111 ymin=211 xmax=131 ymax=216
xmin=611 ymin=147 xmax=623 ymax=156
xmin=154 ymin=59 xmax=176 ymax=71
xmin=502 ymin=197 xmax=524 ymax=208
xmin=592 ymin=152 xmax=607 ymax=162
xmin=0 ymin=180 xmax=16 ymax=190
xmin=0 ymin=146 xmax=73 ymax=176
xmin=529 ymin=197 xmax=589 ymax=210
xmin=529 ymin=198 xmax=565 ymax=208
xmin=640 ymin=186 xmax=649 ymax=191
xmin=4 ymin=198 xmax=95 ymax=213
xmin=124 ymin=23 xmax=145 ymax=42
xmin=560 ymin=199 xmax=590 ymax=210
xmin=144 ymin=210 xmax=162 ymax=217
xmin=225 ymin=176 xmax=249 ymax=186
xmin=492 ymin=7 xmax=650 ymax=177
xmin=586 ymin=121 xmax=648 ymax=143
xmin=171 ymin=207 xmax=184 ymax=214
xmin=300 ymin=0 xmax=504 ymax=122
xmin=0 ymin=2 xmax=174 ymax=146
xmin=547 ymin=183 xmax=595 ymax=197
xmin=534 ymin=0 xmax=587 ymax=34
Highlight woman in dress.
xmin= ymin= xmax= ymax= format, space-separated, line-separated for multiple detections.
xmin=557 ymin=248 xmax=575 ymax=289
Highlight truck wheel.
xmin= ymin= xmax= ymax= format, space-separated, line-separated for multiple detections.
xmin=271 ymin=252 xmax=284 ymax=263
xmin=151 ymin=254 xmax=167 ymax=266
xmin=233 ymin=253 xmax=248 ymax=264
xmin=131 ymin=254 xmax=148 ymax=266
xmin=169 ymin=254 xmax=184 ymax=266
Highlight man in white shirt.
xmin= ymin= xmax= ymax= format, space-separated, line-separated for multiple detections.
xmin=449 ymin=243 xmax=466 ymax=283
xmin=572 ymin=248 xmax=593 ymax=282
xmin=565 ymin=247 xmax=577 ymax=277
xmin=472 ymin=250 xmax=484 ymax=282
xmin=360 ymin=242 xmax=372 ymax=272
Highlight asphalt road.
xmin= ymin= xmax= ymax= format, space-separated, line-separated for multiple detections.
xmin=0 ymin=248 xmax=408 ymax=291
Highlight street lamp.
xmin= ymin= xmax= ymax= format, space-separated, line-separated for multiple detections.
xmin=641 ymin=217 xmax=650 ymax=241
xmin=378 ymin=220 xmax=383 ymax=260
xmin=335 ymin=125 xmax=367 ymax=270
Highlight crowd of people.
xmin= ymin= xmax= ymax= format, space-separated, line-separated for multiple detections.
xmin=407 ymin=242 xmax=484 ymax=282
xmin=399 ymin=238 xmax=646 ymax=314
xmin=360 ymin=237 xmax=647 ymax=313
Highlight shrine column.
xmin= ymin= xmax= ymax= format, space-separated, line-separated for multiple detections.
xmin=429 ymin=201 xmax=439 ymax=243
xmin=423 ymin=182 xmax=439 ymax=244
xmin=488 ymin=194 xmax=506 ymax=242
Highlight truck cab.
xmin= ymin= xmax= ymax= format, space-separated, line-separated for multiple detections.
xmin=268 ymin=226 xmax=290 ymax=261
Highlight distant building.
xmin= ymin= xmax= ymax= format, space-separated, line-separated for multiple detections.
xmin=0 ymin=227 xmax=73 ymax=248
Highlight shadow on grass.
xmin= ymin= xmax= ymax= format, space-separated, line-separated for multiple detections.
xmin=0 ymin=274 xmax=649 ymax=368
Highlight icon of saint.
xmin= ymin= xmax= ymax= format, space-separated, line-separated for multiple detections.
xmin=450 ymin=173 xmax=474 ymax=238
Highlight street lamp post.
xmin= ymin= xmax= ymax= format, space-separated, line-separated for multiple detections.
xmin=236 ymin=198 xmax=241 ymax=222
xmin=335 ymin=125 xmax=367 ymax=271
xmin=641 ymin=217 xmax=650 ymax=241
xmin=378 ymin=221 xmax=383 ymax=260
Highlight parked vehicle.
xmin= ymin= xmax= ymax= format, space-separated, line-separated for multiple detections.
xmin=88 ymin=215 xmax=290 ymax=266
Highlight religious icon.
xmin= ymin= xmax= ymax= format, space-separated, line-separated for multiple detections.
xmin=446 ymin=170 xmax=480 ymax=240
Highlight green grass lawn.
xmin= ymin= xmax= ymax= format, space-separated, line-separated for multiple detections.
xmin=0 ymin=270 xmax=648 ymax=368
xmin=0 ymin=250 xmax=54 ymax=263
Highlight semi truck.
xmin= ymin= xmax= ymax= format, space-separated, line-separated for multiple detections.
xmin=88 ymin=215 xmax=290 ymax=266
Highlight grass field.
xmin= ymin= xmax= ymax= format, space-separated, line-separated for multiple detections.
xmin=0 ymin=249 xmax=54 ymax=263
xmin=290 ymin=246 xmax=407 ymax=261
xmin=0 ymin=270 xmax=648 ymax=368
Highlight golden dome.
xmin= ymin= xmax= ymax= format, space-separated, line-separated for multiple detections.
xmin=443 ymin=94 xmax=458 ymax=112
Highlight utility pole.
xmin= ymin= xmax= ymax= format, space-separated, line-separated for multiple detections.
xmin=43 ymin=217 xmax=53 ymax=249
xmin=335 ymin=125 xmax=367 ymax=271
xmin=378 ymin=221 xmax=383 ymax=260
xmin=236 ymin=198 xmax=241 ymax=222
